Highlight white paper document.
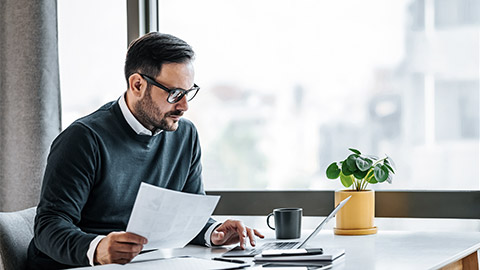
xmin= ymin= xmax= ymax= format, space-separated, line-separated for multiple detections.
xmin=126 ymin=183 xmax=220 ymax=250
xmin=72 ymin=257 xmax=250 ymax=270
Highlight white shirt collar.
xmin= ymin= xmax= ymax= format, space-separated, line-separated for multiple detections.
xmin=118 ymin=93 xmax=163 ymax=136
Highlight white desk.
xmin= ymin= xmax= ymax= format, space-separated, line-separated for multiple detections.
xmin=74 ymin=216 xmax=480 ymax=269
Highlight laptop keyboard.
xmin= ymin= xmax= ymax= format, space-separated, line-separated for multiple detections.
xmin=223 ymin=241 xmax=300 ymax=257
xmin=261 ymin=242 xmax=300 ymax=250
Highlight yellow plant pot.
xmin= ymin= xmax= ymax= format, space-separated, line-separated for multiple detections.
xmin=334 ymin=190 xmax=377 ymax=235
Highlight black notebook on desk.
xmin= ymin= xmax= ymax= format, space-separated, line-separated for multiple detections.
xmin=222 ymin=196 xmax=351 ymax=257
xmin=253 ymin=248 xmax=345 ymax=262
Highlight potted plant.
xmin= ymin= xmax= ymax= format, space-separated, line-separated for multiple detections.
xmin=326 ymin=148 xmax=395 ymax=235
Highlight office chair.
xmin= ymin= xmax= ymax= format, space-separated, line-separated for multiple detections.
xmin=0 ymin=207 xmax=36 ymax=270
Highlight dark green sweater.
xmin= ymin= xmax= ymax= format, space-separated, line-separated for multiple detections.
xmin=27 ymin=101 xmax=215 ymax=269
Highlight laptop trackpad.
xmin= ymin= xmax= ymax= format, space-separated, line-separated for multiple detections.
xmin=222 ymin=246 xmax=257 ymax=257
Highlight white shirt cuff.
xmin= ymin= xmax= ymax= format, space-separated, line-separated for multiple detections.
xmin=204 ymin=221 xmax=222 ymax=247
xmin=87 ymin=235 xmax=106 ymax=266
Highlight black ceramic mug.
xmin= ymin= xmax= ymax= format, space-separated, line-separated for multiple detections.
xmin=266 ymin=208 xmax=302 ymax=239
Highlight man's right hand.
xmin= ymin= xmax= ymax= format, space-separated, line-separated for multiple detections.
xmin=94 ymin=232 xmax=148 ymax=265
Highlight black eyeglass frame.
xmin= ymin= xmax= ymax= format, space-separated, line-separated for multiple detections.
xmin=139 ymin=73 xmax=200 ymax=104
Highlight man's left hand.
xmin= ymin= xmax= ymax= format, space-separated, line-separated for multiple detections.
xmin=211 ymin=219 xmax=264 ymax=249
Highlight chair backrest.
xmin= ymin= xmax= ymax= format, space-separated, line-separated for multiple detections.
xmin=0 ymin=207 xmax=36 ymax=270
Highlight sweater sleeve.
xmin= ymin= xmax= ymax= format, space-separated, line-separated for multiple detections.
xmin=33 ymin=123 xmax=99 ymax=266
xmin=181 ymin=124 xmax=217 ymax=246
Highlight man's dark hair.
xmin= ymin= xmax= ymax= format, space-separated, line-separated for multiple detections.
xmin=124 ymin=32 xmax=195 ymax=86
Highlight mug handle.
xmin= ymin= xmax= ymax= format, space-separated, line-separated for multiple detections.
xmin=266 ymin=213 xmax=275 ymax=230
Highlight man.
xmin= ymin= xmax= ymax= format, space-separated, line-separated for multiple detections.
xmin=27 ymin=32 xmax=264 ymax=269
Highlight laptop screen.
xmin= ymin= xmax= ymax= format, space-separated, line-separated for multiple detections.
xmin=298 ymin=195 xmax=351 ymax=248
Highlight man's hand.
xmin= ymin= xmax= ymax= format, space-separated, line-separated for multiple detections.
xmin=94 ymin=232 xmax=148 ymax=265
xmin=211 ymin=219 xmax=264 ymax=249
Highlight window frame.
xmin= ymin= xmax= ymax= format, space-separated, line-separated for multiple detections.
xmin=206 ymin=190 xmax=480 ymax=218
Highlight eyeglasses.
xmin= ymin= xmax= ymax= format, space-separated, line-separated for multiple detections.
xmin=139 ymin=73 xmax=200 ymax=104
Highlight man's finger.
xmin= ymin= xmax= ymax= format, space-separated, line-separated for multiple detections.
xmin=211 ymin=231 xmax=225 ymax=243
xmin=246 ymin=227 xmax=256 ymax=246
xmin=253 ymin=229 xmax=265 ymax=238
xmin=114 ymin=232 xmax=148 ymax=245
xmin=112 ymin=242 xmax=144 ymax=253
xmin=234 ymin=222 xmax=247 ymax=249
xmin=110 ymin=250 xmax=141 ymax=262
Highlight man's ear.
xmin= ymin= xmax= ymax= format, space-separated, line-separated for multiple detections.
xmin=128 ymin=73 xmax=145 ymax=97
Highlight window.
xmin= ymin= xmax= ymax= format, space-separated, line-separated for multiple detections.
xmin=58 ymin=0 xmax=127 ymax=128
xmin=157 ymin=0 xmax=479 ymax=190
xmin=435 ymin=0 xmax=480 ymax=28
xmin=59 ymin=1 xmax=478 ymax=191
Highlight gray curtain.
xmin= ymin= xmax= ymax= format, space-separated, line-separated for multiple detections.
xmin=0 ymin=0 xmax=61 ymax=212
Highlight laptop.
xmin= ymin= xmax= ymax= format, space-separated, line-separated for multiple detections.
xmin=222 ymin=196 xmax=352 ymax=257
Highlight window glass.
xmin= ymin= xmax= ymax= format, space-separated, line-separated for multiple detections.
xmin=435 ymin=0 xmax=480 ymax=28
xmin=58 ymin=0 xmax=127 ymax=128
xmin=159 ymin=0 xmax=479 ymax=190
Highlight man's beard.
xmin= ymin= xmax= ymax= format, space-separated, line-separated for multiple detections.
xmin=134 ymin=87 xmax=183 ymax=132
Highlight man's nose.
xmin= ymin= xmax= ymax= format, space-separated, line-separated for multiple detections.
xmin=175 ymin=95 xmax=189 ymax=111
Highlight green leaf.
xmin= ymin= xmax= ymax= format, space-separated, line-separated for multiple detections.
xmin=365 ymin=169 xmax=374 ymax=179
xmin=341 ymin=161 xmax=354 ymax=176
xmin=345 ymin=154 xmax=358 ymax=171
xmin=374 ymin=164 xmax=389 ymax=182
xmin=339 ymin=172 xmax=354 ymax=188
xmin=385 ymin=156 xmax=397 ymax=170
xmin=386 ymin=173 xmax=393 ymax=184
xmin=367 ymin=176 xmax=378 ymax=184
xmin=365 ymin=169 xmax=378 ymax=184
xmin=356 ymin=157 xmax=373 ymax=171
xmin=348 ymin=148 xmax=361 ymax=155
xmin=326 ymin=162 xmax=341 ymax=179
xmin=353 ymin=169 xmax=368 ymax=179
xmin=384 ymin=163 xmax=395 ymax=174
